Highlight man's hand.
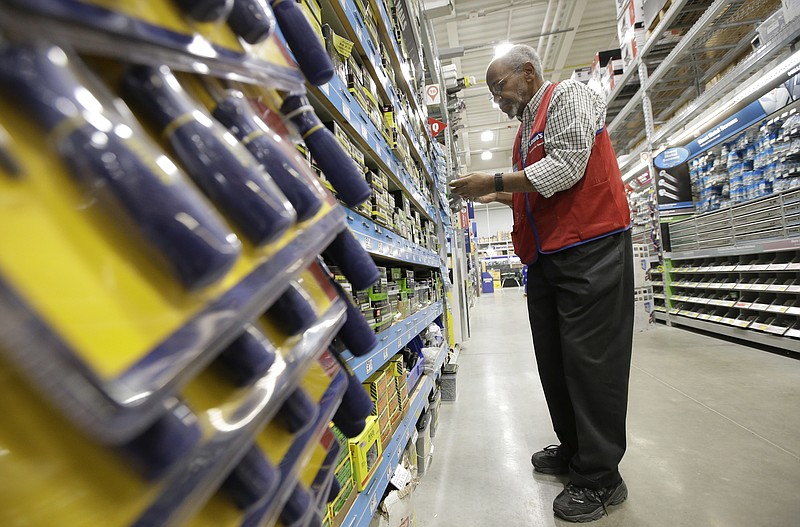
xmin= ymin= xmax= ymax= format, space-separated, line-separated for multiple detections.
xmin=449 ymin=172 xmax=494 ymax=200
xmin=474 ymin=193 xmax=498 ymax=204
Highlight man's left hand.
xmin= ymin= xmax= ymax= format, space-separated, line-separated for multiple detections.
xmin=449 ymin=172 xmax=494 ymax=200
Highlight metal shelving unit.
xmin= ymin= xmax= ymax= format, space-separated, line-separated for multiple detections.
xmin=610 ymin=0 xmax=797 ymax=161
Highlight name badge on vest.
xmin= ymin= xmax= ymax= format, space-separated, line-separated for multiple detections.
xmin=528 ymin=132 xmax=544 ymax=149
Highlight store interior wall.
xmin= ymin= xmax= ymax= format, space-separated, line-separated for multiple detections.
xmin=474 ymin=204 xmax=513 ymax=238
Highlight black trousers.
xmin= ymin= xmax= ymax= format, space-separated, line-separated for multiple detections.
xmin=526 ymin=230 xmax=634 ymax=489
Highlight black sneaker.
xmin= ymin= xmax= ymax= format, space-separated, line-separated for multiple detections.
xmin=553 ymin=479 xmax=628 ymax=523
xmin=530 ymin=444 xmax=569 ymax=474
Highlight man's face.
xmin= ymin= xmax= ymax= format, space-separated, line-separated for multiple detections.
xmin=487 ymin=61 xmax=533 ymax=120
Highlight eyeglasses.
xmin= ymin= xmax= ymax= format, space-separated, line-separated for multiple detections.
xmin=488 ymin=68 xmax=520 ymax=97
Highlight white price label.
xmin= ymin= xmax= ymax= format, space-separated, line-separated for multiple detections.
xmin=365 ymin=358 xmax=374 ymax=375
xmin=342 ymin=105 xmax=351 ymax=120
xmin=361 ymin=123 xmax=368 ymax=137
xmin=383 ymin=348 xmax=389 ymax=360
xmin=369 ymin=494 xmax=378 ymax=514
xmin=320 ymin=83 xmax=330 ymax=95
xmin=364 ymin=237 xmax=372 ymax=250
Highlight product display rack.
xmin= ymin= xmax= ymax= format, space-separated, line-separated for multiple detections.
xmin=603 ymin=1 xmax=800 ymax=354
xmin=662 ymin=233 xmax=800 ymax=353
xmin=608 ymin=0 xmax=798 ymax=156
xmin=341 ymin=341 xmax=448 ymax=527
xmin=0 ymin=0 xmax=457 ymax=525
xmin=343 ymin=301 xmax=444 ymax=381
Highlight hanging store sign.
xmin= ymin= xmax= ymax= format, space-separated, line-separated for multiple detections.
xmin=425 ymin=84 xmax=441 ymax=105
xmin=428 ymin=117 xmax=446 ymax=137
xmin=682 ymin=69 xmax=800 ymax=158
xmin=683 ymin=100 xmax=768 ymax=158
xmin=654 ymin=148 xmax=692 ymax=213
xmin=459 ymin=205 xmax=468 ymax=229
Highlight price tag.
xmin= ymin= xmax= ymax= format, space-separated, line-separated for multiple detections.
xmin=320 ymin=83 xmax=330 ymax=95
xmin=342 ymin=105 xmax=351 ymax=120
xmin=369 ymin=494 xmax=378 ymax=515
xmin=365 ymin=358 xmax=374 ymax=375
xmin=364 ymin=237 xmax=372 ymax=250
xmin=362 ymin=123 xmax=369 ymax=138
xmin=383 ymin=348 xmax=389 ymax=360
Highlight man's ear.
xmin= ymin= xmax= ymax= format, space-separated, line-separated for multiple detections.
xmin=523 ymin=62 xmax=536 ymax=80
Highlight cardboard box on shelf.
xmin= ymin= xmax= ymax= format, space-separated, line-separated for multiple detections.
xmin=330 ymin=478 xmax=357 ymax=526
xmin=591 ymin=48 xmax=622 ymax=81
xmin=570 ymin=66 xmax=592 ymax=84
xmin=348 ymin=416 xmax=383 ymax=491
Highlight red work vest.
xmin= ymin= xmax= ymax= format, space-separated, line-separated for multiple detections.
xmin=511 ymin=82 xmax=630 ymax=265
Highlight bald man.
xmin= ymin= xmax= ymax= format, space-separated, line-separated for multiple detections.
xmin=450 ymin=44 xmax=634 ymax=523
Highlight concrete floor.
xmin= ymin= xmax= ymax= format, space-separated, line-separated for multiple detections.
xmin=415 ymin=288 xmax=800 ymax=527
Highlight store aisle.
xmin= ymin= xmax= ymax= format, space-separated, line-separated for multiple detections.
xmin=415 ymin=288 xmax=800 ymax=526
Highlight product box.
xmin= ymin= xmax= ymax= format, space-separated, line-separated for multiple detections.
xmin=388 ymin=386 xmax=400 ymax=417
xmin=616 ymin=0 xmax=644 ymax=44
xmin=390 ymin=405 xmax=403 ymax=432
xmin=348 ymin=416 xmax=383 ymax=491
xmin=329 ymin=476 xmax=356 ymax=519
xmin=302 ymin=0 xmax=322 ymax=23
xmin=396 ymin=376 xmax=409 ymax=407
xmin=363 ymin=370 xmax=391 ymax=415
xmin=299 ymin=2 xmax=324 ymax=43
xmin=330 ymin=424 xmax=351 ymax=467
xmin=591 ymin=48 xmax=622 ymax=81
xmin=335 ymin=456 xmax=354 ymax=489
xmin=570 ymin=66 xmax=592 ymax=84
xmin=387 ymin=355 xmax=406 ymax=377
xmin=378 ymin=406 xmax=391 ymax=437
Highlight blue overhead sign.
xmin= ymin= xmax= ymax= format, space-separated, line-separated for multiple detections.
xmin=684 ymin=100 xmax=768 ymax=158
xmin=653 ymin=147 xmax=690 ymax=169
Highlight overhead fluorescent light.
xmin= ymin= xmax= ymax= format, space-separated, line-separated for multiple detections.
xmin=481 ymin=130 xmax=494 ymax=142
xmin=481 ymin=151 xmax=493 ymax=160
xmin=621 ymin=160 xmax=648 ymax=183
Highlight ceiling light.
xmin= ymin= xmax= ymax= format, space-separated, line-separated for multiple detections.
xmin=621 ymin=161 xmax=648 ymax=183
xmin=481 ymin=151 xmax=493 ymax=160
xmin=481 ymin=130 xmax=494 ymax=142
xmin=493 ymin=42 xmax=514 ymax=60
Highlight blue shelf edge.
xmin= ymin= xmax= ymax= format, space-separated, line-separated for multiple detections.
xmin=333 ymin=0 xmax=438 ymax=188
xmin=344 ymin=209 xmax=440 ymax=268
xmin=342 ymin=301 xmax=443 ymax=382
xmin=340 ymin=341 xmax=448 ymax=527
xmin=313 ymin=76 xmax=436 ymax=222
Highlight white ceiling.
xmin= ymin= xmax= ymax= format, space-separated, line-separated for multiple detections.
xmin=429 ymin=0 xmax=621 ymax=174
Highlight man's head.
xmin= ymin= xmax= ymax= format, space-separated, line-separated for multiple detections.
xmin=486 ymin=45 xmax=544 ymax=120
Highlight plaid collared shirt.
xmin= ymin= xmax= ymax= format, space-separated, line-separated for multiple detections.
xmin=519 ymin=80 xmax=607 ymax=198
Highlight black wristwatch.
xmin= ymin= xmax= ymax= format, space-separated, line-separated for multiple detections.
xmin=494 ymin=172 xmax=504 ymax=192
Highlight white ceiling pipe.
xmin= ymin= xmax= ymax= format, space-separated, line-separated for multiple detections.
xmin=536 ymin=0 xmax=555 ymax=56
xmin=542 ymin=0 xmax=566 ymax=75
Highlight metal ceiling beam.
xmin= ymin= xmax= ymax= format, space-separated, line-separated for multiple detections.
xmin=550 ymin=0 xmax=590 ymax=81
xmin=542 ymin=0 xmax=566 ymax=72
